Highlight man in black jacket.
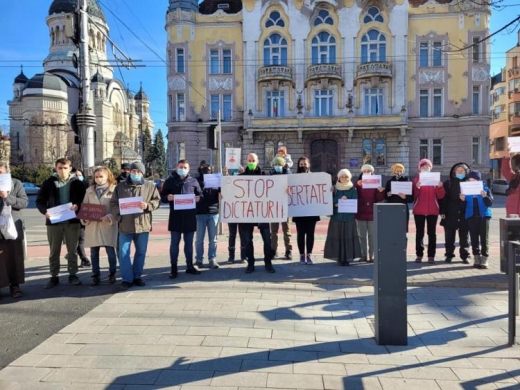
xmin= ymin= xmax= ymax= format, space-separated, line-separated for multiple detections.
xmin=117 ymin=163 xmax=131 ymax=183
xmin=36 ymin=158 xmax=87 ymax=288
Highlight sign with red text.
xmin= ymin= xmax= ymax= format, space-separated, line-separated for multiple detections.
xmin=119 ymin=196 xmax=144 ymax=215
xmin=77 ymin=203 xmax=106 ymax=222
xmin=361 ymin=174 xmax=382 ymax=189
xmin=173 ymin=194 xmax=196 ymax=210
xmin=220 ymin=176 xmax=288 ymax=223
xmin=287 ymin=173 xmax=333 ymax=217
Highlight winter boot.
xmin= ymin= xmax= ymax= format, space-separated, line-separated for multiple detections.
xmin=227 ymin=247 xmax=235 ymax=263
xmin=169 ymin=265 xmax=178 ymax=279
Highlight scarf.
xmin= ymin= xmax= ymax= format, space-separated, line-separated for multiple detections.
xmin=335 ymin=181 xmax=353 ymax=191
xmin=95 ymin=184 xmax=108 ymax=198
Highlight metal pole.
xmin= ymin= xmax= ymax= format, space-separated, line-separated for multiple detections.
xmin=508 ymin=242 xmax=518 ymax=346
xmin=218 ymin=109 xmax=223 ymax=174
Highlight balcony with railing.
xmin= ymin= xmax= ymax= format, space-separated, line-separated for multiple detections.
xmin=305 ymin=63 xmax=343 ymax=85
xmin=257 ymin=65 xmax=293 ymax=84
xmin=356 ymin=61 xmax=392 ymax=80
xmin=508 ymin=67 xmax=520 ymax=78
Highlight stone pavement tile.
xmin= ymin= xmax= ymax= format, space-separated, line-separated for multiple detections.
xmin=294 ymin=323 xmax=338 ymax=334
xmin=0 ymin=381 xmax=70 ymax=390
xmin=266 ymin=373 xmax=323 ymax=389
xmin=143 ymin=326 xmax=189 ymax=335
xmin=77 ymin=344 xmax=175 ymax=357
xmin=102 ymin=368 xmax=162 ymax=385
xmin=315 ymin=332 xmax=358 ymax=342
xmin=185 ymin=327 xmax=230 ymax=336
xmin=88 ymin=356 xmax=146 ymax=369
xmin=236 ymin=311 xmax=275 ymax=321
xmin=416 ymin=356 xmax=477 ymax=368
xmin=219 ymin=304 xmax=259 ymax=313
xmin=36 ymin=355 xmax=96 ymax=368
xmin=247 ymin=338 xmax=297 ymax=350
xmin=173 ymin=318 xmax=218 ymax=327
xmin=240 ymin=359 xmax=293 ymax=374
xmin=451 ymin=368 xmax=518 ymax=383
xmin=42 ymin=367 xmax=110 ymax=383
xmin=155 ymin=369 xmax=213 ymax=387
xmin=183 ymin=387 xmax=237 ymax=390
xmin=318 ymin=352 xmax=369 ymax=364
xmin=272 ymin=329 xmax=316 ymax=341
xmin=8 ymin=353 xmax=48 ymax=367
xmin=92 ymin=303 xmax=152 ymax=312
xmin=136 ymin=357 xmax=191 ymax=370
xmin=268 ymin=350 xmax=318 ymax=362
xmin=409 ymin=321 xmax=436 ymax=330
xmin=399 ymin=367 xmax=458 ymax=380
xmin=100 ymin=326 xmax=148 ymax=335
xmin=30 ymin=343 xmax=84 ymax=356
xmin=199 ymin=311 xmax=239 ymax=320
xmin=378 ymin=378 xmax=442 ymax=389
xmin=468 ymin=357 xmax=520 ymax=370
xmin=158 ymin=311 xmax=202 ymax=319
xmin=84 ymin=311 xmax=131 ymax=319
xmin=134 ymin=319 xmax=177 ymax=327
xmin=323 ymin=375 xmax=383 ymax=390
xmin=293 ymin=361 xmax=347 ymax=375
xmin=459 ymin=328 xmax=508 ymax=337
xmin=339 ymin=340 xmax=390 ymax=355
xmin=59 ymin=324 xmax=107 ymax=334
xmin=210 ymin=372 xmax=268 ymax=387
xmin=435 ymin=379 xmax=499 ymax=389
xmin=92 ymin=318 xmax=137 ymax=326
xmin=201 ymin=336 xmax=249 ymax=348
xmin=219 ymin=347 xmax=269 ymax=360
xmin=211 ymin=319 xmax=254 ymax=328
xmin=0 ymin=367 xmax=54 ymax=382
xmin=253 ymin=319 xmax=295 ymax=331
xmin=346 ymin=363 xmax=403 ymax=378
xmin=228 ymin=327 xmax=271 ymax=339
xmin=172 ymin=346 xmax=222 ymax=358
xmin=290 ymin=340 xmax=341 ymax=353
xmin=187 ymin=358 xmax=242 ymax=372
xmin=157 ymin=335 xmax=205 ymax=346
xmin=367 ymin=355 xmax=421 ymax=366
xmin=67 ymin=334 xmax=162 ymax=345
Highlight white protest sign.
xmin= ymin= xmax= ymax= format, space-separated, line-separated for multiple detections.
xmin=287 ymin=172 xmax=332 ymax=217
xmin=419 ymin=171 xmax=441 ymax=186
xmin=220 ymin=175 xmax=288 ymax=223
xmin=390 ymin=181 xmax=413 ymax=195
xmin=460 ymin=181 xmax=484 ymax=195
xmin=173 ymin=194 xmax=196 ymax=210
xmin=509 ymin=136 xmax=520 ymax=153
xmin=48 ymin=203 xmax=76 ymax=224
xmin=0 ymin=174 xmax=12 ymax=192
xmin=338 ymin=199 xmax=358 ymax=213
xmin=203 ymin=173 xmax=222 ymax=189
xmin=225 ymin=148 xmax=241 ymax=170
xmin=119 ymin=196 xmax=144 ymax=215
xmin=361 ymin=174 xmax=382 ymax=189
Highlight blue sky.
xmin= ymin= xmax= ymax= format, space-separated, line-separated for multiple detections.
xmin=0 ymin=1 xmax=519 ymax=133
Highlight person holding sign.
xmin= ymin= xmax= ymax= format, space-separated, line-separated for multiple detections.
xmin=460 ymin=170 xmax=493 ymax=269
xmin=501 ymin=149 xmax=520 ymax=217
xmin=324 ymin=169 xmax=361 ymax=266
xmin=81 ymin=167 xmax=118 ymax=286
xmin=110 ymin=161 xmax=160 ymax=290
xmin=412 ymin=159 xmax=445 ymax=263
xmin=72 ymin=168 xmax=91 ymax=269
xmin=276 ymin=146 xmax=294 ymax=173
xmin=161 ymin=159 xmax=203 ymax=279
xmin=36 ymin=158 xmax=87 ymax=289
xmin=222 ymin=167 xmax=246 ymax=264
xmin=385 ymin=163 xmax=413 ymax=232
xmin=355 ymin=164 xmax=385 ymax=262
xmin=0 ymin=161 xmax=28 ymax=298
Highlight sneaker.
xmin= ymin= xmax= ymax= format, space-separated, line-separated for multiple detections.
xmin=119 ymin=281 xmax=132 ymax=291
xmin=227 ymin=258 xmax=235 ymax=264
xmin=462 ymin=258 xmax=470 ymax=264
xmin=108 ymin=272 xmax=116 ymax=284
xmin=265 ymin=263 xmax=276 ymax=273
xmin=133 ymin=278 xmax=146 ymax=286
xmin=209 ymin=261 xmax=220 ymax=269
xmin=427 ymin=257 xmax=435 ymax=264
xmin=195 ymin=261 xmax=203 ymax=268
xmin=44 ymin=276 xmax=59 ymax=289
xmin=306 ymin=254 xmax=314 ymax=265
xmin=359 ymin=256 xmax=368 ymax=262
xmin=68 ymin=275 xmax=82 ymax=285
xmin=245 ymin=264 xmax=255 ymax=274
xmin=415 ymin=257 xmax=423 ymax=263
xmin=285 ymin=251 xmax=292 ymax=260
xmin=299 ymin=254 xmax=306 ymax=264
xmin=186 ymin=267 xmax=201 ymax=275
xmin=91 ymin=274 xmax=101 ymax=286
xmin=79 ymin=258 xmax=91 ymax=268
xmin=445 ymin=257 xmax=453 ymax=263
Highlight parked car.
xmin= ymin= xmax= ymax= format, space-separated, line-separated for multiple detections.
xmin=491 ymin=179 xmax=509 ymax=195
xmin=22 ymin=182 xmax=40 ymax=195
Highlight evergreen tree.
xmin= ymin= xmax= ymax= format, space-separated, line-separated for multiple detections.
xmin=151 ymin=129 xmax=167 ymax=178
xmin=141 ymin=126 xmax=153 ymax=175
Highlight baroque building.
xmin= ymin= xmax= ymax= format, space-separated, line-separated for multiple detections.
xmin=166 ymin=0 xmax=490 ymax=176
xmin=7 ymin=0 xmax=153 ymax=167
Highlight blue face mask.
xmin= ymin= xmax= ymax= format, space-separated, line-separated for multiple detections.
xmin=130 ymin=173 xmax=142 ymax=182
xmin=77 ymin=176 xmax=84 ymax=181
xmin=177 ymin=168 xmax=188 ymax=176
xmin=456 ymin=173 xmax=466 ymax=180
xmin=274 ymin=166 xmax=283 ymax=173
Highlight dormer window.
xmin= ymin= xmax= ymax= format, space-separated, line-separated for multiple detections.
xmin=363 ymin=7 xmax=384 ymax=23
xmin=266 ymin=11 xmax=285 ymax=28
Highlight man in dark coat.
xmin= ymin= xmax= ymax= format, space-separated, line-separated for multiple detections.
xmin=36 ymin=158 xmax=87 ymax=288
xmin=161 ymin=159 xmax=203 ymax=278
xmin=117 ymin=163 xmax=131 ymax=183
xmin=440 ymin=162 xmax=471 ymax=263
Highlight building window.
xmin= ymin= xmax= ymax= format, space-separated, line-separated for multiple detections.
xmin=223 ymin=50 xmax=231 ymax=74
xmin=472 ymin=137 xmax=481 ymax=164
xmin=177 ymin=142 xmax=185 ymax=161
xmin=210 ymin=94 xmax=219 ymax=119
xmin=313 ymin=9 xmax=333 ymax=26
xmin=176 ymin=93 xmax=185 ymax=121
xmin=362 ymin=139 xmax=372 ymax=165
xmin=420 ymin=139 xmax=443 ymax=165
xmin=364 ymin=88 xmax=383 ymax=115
xmin=263 ymin=34 xmax=288 ymax=66
xmin=209 ymin=49 xmax=232 ymax=74
xmin=361 ymin=29 xmax=386 ymax=64
xmin=375 ymin=139 xmax=386 ymax=166
xmin=362 ymin=139 xmax=386 ymax=166
xmin=267 ymin=91 xmax=285 ymax=117
xmin=210 ymin=94 xmax=232 ymax=121
xmin=472 ymin=36 xmax=481 ymax=63
xmin=433 ymin=88 xmax=442 ymax=116
xmin=420 ymin=89 xmax=443 ymax=117
xmin=168 ymin=94 xmax=173 ymax=121
xmin=223 ymin=94 xmax=232 ymax=121
xmin=419 ymin=41 xmax=442 ymax=67
xmin=265 ymin=141 xmax=274 ymax=167
xmin=419 ymin=139 xmax=428 ymax=159
xmin=472 ymin=86 xmax=480 ymax=115
xmin=210 ymin=50 xmax=219 ymax=74
xmin=176 ymin=48 xmax=185 ymax=73
xmin=363 ymin=7 xmax=384 ymax=23
xmin=266 ymin=11 xmax=285 ymax=28
xmin=311 ymin=32 xmax=336 ymax=65
xmin=495 ymin=137 xmax=505 ymax=152
xmin=432 ymin=139 xmax=442 ymax=165
xmin=314 ymin=90 xmax=333 ymax=117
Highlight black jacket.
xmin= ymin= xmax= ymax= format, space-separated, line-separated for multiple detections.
xmin=161 ymin=172 xmax=202 ymax=232
xmin=440 ymin=162 xmax=470 ymax=227
xmin=36 ymin=175 xmax=87 ymax=225
xmin=385 ymin=175 xmax=413 ymax=232
xmin=196 ymin=177 xmax=219 ymax=215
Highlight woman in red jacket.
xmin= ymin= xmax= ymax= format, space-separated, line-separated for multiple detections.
xmin=412 ymin=159 xmax=445 ymax=263
xmin=501 ymin=152 xmax=520 ymax=217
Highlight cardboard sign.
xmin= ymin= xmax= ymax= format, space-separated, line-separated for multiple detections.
xmin=77 ymin=203 xmax=106 ymax=222
xmin=220 ymin=175 xmax=288 ymax=223
xmin=48 ymin=203 xmax=76 ymax=224
xmin=225 ymin=148 xmax=241 ymax=170
xmin=361 ymin=175 xmax=382 ymax=189
xmin=390 ymin=181 xmax=413 ymax=196
xmin=287 ymin=172 xmax=333 ymax=217
xmin=203 ymin=173 xmax=222 ymax=189
xmin=419 ymin=171 xmax=441 ymax=186
xmin=460 ymin=181 xmax=484 ymax=195
xmin=173 ymin=194 xmax=196 ymax=210
xmin=119 ymin=197 xmax=144 ymax=215
xmin=338 ymin=199 xmax=358 ymax=213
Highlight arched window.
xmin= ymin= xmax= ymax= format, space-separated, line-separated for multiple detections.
xmin=265 ymin=141 xmax=275 ymax=167
xmin=313 ymin=9 xmax=333 ymax=26
xmin=265 ymin=11 xmax=285 ymax=28
xmin=263 ymin=34 xmax=288 ymax=66
xmin=361 ymin=29 xmax=386 ymax=63
xmin=311 ymin=32 xmax=336 ymax=65
xmin=362 ymin=139 xmax=372 ymax=165
xmin=363 ymin=7 xmax=384 ymax=23
xmin=375 ymin=139 xmax=386 ymax=166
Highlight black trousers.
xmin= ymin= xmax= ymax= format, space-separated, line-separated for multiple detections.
xmin=228 ymin=223 xmax=246 ymax=260
xmin=239 ymin=223 xmax=272 ymax=265
xmin=467 ymin=217 xmax=490 ymax=257
xmin=444 ymin=220 xmax=470 ymax=259
xmin=77 ymin=226 xmax=88 ymax=261
xmin=414 ymin=214 xmax=438 ymax=258
xmin=295 ymin=220 xmax=317 ymax=255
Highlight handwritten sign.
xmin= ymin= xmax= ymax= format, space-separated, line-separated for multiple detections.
xmin=0 ymin=174 xmax=11 ymax=192
xmin=390 ymin=181 xmax=413 ymax=196
xmin=119 ymin=196 xmax=144 ymax=215
xmin=77 ymin=203 xmax=106 ymax=222
xmin=287 ymin=173 xmax=332 ymax=217
xmin=174 ymin=194 xmax=196 ymax=210
xmin=48 ymin=203 xmax=76 ymax=224
xmin=461 ymin=181 xmax=484 ymax=195
xmin=338 ymin=199 xmax=358 ymax=213
xmin=419 ymin=171 xmax=441 ymax=186
xmin=509 ymin=136 xmax=520 ymax=153
xmin=203 ymin=173 xmax=222 ymax=189
xmin=361 ymin=175 xmax=382 ymax=189
xmin=221 ymin=175 xmax=288 ymax=223
xmin=225 ymin=148 xmax=241 ymax=170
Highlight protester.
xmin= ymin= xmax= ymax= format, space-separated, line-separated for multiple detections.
xmin=292 ymin=157 xmax=320 ymax=265
xmin=222 ymin=167 xmax=246 ymax=264
xmin=36 ymin=158 xmax=87 ymax=288
xmin=110 ymin=161 xmax=160 ymax=290
xmin=440 ymin=162 xmax=471 ymax=264
xmin=82 ymin=166 xmax=118 ymax=285
xmin=461 ymin=170 xmax=493 ymax=269
xmin=116 ymin=163 xmax=131 ymax=183
xmin=0 ymin=161 xmax=28 ymax=298
xmin=238 ymin=153 xmax=275 ymax=273
xmin=412 ymin=159 xmax=445 ymax=263
xmin=269 ymin=156 xmax=292 ymax=260
xmin=355 ymin=164 xmax=385 ymax=262
xmin=501 ymin=150 xmax=520 ymax=217
xmin=385 ymin=163 xmax=413 ymax=232
xmin=72 ymin=167 xmax=91 ymax=268
xmin=195 ymin=162 xmax=220 ymax=269
xmin=161 ymin=159 xmax=203 ymax=278
xmin=324 ymin=169 xmax=360 ymax=266
xmin=276 ymin=146 xmax=294 ymax=173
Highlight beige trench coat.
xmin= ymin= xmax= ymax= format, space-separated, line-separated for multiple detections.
xmin=82 ymin=185 xmax=118 ymax=248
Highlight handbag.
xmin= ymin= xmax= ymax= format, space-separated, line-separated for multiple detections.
xmin=0 ymin=205 xmax=18 ymax=240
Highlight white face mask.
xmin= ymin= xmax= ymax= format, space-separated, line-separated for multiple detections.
xmin=421 ymin=167 xmax=431 ymax=172
xmin=95 ymin=178 xmax=107 ymax=186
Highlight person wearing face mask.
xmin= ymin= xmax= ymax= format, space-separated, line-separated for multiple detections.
xmin=440 ymin=162 xmax=471 ymax=264
xmin=81 ymin=166 xmax=118 ymax=285
xmin=72 ymin=168 xmax=91 ymax=268
xmin=161 ymin=159 xmax=203 ymax=279
xmin=412 ymin=159 xmax=445 ymax=264
xmin=117 ymin=163 xmax=131 ymax=183
xmin=292 ymin=157 xmax=320 ymax=265
xmin=110 ymin=161 xmax=160 ymax=290
xmin=269 ymin=156 xmax=292 ymax=260
xmin=385 ymin=163 xmax=413 ymax=232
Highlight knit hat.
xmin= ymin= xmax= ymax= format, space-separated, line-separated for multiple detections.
xmin=272 ymin=156 xmax=285 ymax=166
xmin=130 ymin=161 xmax=146 ymax=174
xmin=418 ymin=158 xmax=432 ymax=171
xmin=360 ymin=164 xmax=374 ymax=173
xmin=337 ymin=168 xmax=352 ymax=179
xmin=468 ymin=170 xmax=482 ymax=181
xmin=392 ymin=163 xmax=405 ymax=175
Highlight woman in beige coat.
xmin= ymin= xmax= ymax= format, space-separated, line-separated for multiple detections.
xmin=82 ymin=166 xmax=118 ymax=285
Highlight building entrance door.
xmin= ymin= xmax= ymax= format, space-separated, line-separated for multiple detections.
xmin=310 ymin=139 xmax=338 ymax=175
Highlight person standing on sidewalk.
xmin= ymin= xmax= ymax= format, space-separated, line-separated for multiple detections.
xmin=110 ymin=161 xmax=160 ymax=290
xmin=161 ymin=159 xmax=203 ymax=279
xmin=222 ymin=167 xmax=246 ymax=264
xmin=0 ymin=161 xmax=28 ymax=298
xmin=385 ymin=163 xmax=413 ymax=232
xmin=36 ymin=158 xmax=87 ymax=288
xmin=501 ymin=149 xmax=520 ymax=217
xmin=195 ymin=162 xmax=220 ymax=270
xmin=116 ymin=163 xmax=131 ymax=183
xmin=72 ymin=167 xmax=91 ymax=268
xmin=269 ymin=156 xmax=292 ymax=260
xmin=82 ymin=166 xmax=118 ymax=285
xmin=276 ymin=146 xmax=294 ymax=173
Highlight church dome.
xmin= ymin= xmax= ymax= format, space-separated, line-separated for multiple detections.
xmin=134 ymin=86 xmax=148 ymax=101
xmin=49 ymin=0 xmax=106 ymax=22
xmin=26 ymin=73 xmax=68 ymax=92
xmin=14 ymin=71 xmax=29 ymax=84
xmin=168 ymin=0 xmax=199 ymax=12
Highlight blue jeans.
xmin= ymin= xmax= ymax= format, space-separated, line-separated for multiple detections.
xmin=118 ymin=232 xmax=149 ymax=283
xmin=196 ymin=214 xmax=219 ymax=263
xmin=91 ymin=246 xmax=117 ymax=276
xmin=170 ymin=231 xmax=194 ymax=267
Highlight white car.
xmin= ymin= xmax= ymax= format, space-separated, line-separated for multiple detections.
xmin=491 ymin=179 xmax=509 ymax=195
xmin=22 ymin=182 xmax=40 ymax=195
